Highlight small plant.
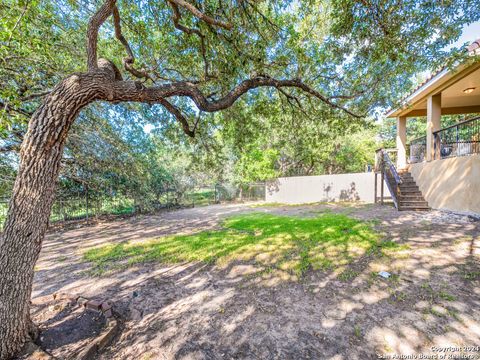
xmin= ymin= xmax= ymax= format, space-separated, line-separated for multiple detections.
xmin=438 ymin=291 xmax=456 ymax=301
xmin=386 ymin=274 xmax=401 ymax=287
xmin=429 ymin=306 xmax=447 ymax=318
xmin=353 ymin=325 xmax=362 ymax=338
xmin=393 ymin=291 xmax=407 ymax=302
xmin=338 ymin=269 xmax=359 ymax=282
xmin=463 ymin=270 xmax=480 ymax=280
xmin=142 ymin=352 xmax=156 ymax=360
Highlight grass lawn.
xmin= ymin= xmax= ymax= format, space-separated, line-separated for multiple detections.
xmin=186 ymin=188 xmax=215 ymax=206
xmin=83 ymin=213 xmax=398 ymax=278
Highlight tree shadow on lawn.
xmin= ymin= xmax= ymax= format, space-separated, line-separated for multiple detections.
xmin=32 ymin=206 xmax=480 ymax=359
xmin=89 ymin=218 xmax=480 ymax=360
xmin=82 ymin=212 xmax=385 ymax=280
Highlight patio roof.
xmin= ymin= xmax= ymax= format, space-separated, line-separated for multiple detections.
xmin=387 ymin=38 xmax=480 ymax=118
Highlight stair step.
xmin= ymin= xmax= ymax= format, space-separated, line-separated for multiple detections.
xmin=399 ymin=207 xmax=430 ymax=211
xmin=399 ymin=196 xmax=425 ymax=201
xmin=399 ymin=183 xmax=418 ymax=187
xmin=398 ymin=186 xmax=419 ymax=191
xmin=381 ymin=169 xmax=429 ymax=211
xmin=399 ymin=201 xmax=429 ymax=207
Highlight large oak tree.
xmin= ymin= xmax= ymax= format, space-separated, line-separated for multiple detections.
xmin=0 ymin=0 xmax=479 ymax=357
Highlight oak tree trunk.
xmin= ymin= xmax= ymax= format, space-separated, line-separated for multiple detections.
xmin=0 ymin=73 xmax=104 ymax=359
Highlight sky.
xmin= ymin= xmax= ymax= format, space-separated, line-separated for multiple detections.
xmin=449 ymin=21 xmax=480 ymax=49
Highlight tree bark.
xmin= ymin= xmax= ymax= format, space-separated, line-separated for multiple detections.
xmin=0 ymin=70 xmax=109 ymax=359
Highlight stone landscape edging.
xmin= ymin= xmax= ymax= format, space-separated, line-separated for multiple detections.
xmin=51 ymin=292 xmax=120 ymax=360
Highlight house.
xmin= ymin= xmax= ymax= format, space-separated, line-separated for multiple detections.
xmin=382 ymin=39 xmax=480 ymax=214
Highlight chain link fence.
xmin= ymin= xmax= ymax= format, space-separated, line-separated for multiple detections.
xmin=0 ymin=183 xmax=265 ymax=230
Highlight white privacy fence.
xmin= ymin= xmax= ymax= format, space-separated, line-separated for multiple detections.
xmin=266 ymin=172 xmax=385 ymax=204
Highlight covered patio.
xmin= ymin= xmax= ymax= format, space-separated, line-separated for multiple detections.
xmin=387 ymin=41 xmax=480 ymax=169
xmin=383 ymin=40 xmax=480 ymax=214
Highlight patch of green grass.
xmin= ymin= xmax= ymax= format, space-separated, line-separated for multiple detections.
xmin=463 ymin=270 xmax=480 ymax=280
xmin=338 ymin=269 xmax=360 ymax=282
xmin=368 ymin=240 xmax=410 ymax=259
xmin=429 ymin=307 xmax=447 ymax=318
xmin=248 ymin=202 xmax=326 ymax=208
xmin=353 ymin=325 xmax=362 ymax=338
xmin=438 ymin=291 xmax=456 ymax=301
xmin=186 ymin=189 xmax=215 ymax=206
xmin=388 ymin=290 xmax=407 ymax=303
xmin=84 ymin=213 xmax=381 ymax=278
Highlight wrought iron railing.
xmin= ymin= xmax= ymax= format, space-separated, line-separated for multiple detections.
xmin=433 ymin=116 xmax=480 ymax=160
xmin=375 ymin=149 xmax=402 ymax=209
xmin=408 ymin=136 xmax=427 ymax=164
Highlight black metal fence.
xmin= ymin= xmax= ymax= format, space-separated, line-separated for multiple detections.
xmin=0 ymin=183 xmax=266 ymax=230
xmin=433 ymin=116 xmax=480 ymax=160
xmin=408 ymin=136 xmax=427 ymax=164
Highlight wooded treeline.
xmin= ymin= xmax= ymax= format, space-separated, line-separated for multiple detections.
xmin=2 ymin=0 xmax=477 ymax=201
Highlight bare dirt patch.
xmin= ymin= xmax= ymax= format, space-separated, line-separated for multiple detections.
xmin=32 ymin=203 xmax=480 ymax=360
xmin=27 ymin=297 xmax=106 ymax=359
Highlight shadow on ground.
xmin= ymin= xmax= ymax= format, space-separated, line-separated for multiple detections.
xmin=32 ymin=203 xmax=480 ymax=360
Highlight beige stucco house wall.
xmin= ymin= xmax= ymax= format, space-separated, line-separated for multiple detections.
xmin=409 ymin=154 xmax=480 ymax=213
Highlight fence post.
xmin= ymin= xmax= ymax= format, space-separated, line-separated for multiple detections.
xmin=380 ymin=166 xmax=384 ymax=205
xmin=61 ymin=201 xmax=65 ymax=222
xmin=85 ymin=185 xmax=89 ymax=223
xmin=456 ymin=125 xmax=460 ymax=157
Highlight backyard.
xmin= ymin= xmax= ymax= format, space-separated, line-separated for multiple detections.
xmin=2 ymin=1 xmax=480 ymax=359
xmin=30 ymin=202 xmax=480 ymax=359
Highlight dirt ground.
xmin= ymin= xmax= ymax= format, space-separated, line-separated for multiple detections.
xmin=32 ymin=203 xmax=480 ymax=360
xmin=29 ymin=297 xmax=106 ymax=359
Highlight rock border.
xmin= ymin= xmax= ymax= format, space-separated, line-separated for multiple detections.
xmin=50 ymin=292 xmax=120 ymax=360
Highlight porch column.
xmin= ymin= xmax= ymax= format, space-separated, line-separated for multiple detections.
xmin=426 ymin=93 xmax=441 ymax=161
xmin=396 ymin=116 xmax=407 ymax=169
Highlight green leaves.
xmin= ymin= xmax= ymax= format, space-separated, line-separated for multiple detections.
xmin=1 ymin=0 xmax=479 ymax=197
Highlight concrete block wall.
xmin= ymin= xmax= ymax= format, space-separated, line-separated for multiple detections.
xmin=265 ymin=172 xmax=379 ymax=204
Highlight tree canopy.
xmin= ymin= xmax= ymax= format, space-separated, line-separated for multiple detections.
xmin=1 ymin=0 xmax=478 ymax=198
xmin=1 ymin=1 xmax=480 ymax=358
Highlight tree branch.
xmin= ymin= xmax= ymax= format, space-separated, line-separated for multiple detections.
xmin=157 ymin=98 xmax=195 ymax=137
xmin=87 ymin=0 xmax=116 ymax=70
xmin=168 ymin=0 xmax=233 ymax=30
xmin=0 ymin=144 xmax=20 ymax=153
xmin=20 ymin=90 xmax=51 ymax=101
xmin=167 ymin=0 xmax=211 ymax=80
xmin=112 ymin=5 xmax=153 ymax=82
xmin=106 ymin=76 xmax=363 ymax=118
xmin=0 ymin=100 xmax=32 ymax=117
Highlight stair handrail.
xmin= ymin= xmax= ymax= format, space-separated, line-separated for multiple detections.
xmin=382 ymin=151 xmax=402 ymax=185
xmin=375 ymin=148 xmax=402 ymax=209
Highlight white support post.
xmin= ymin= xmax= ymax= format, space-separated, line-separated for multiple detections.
xmin=426 ymin=93 xmax=441 ymax=161
xmin=396 ymin=116 xmax=407 ymax=169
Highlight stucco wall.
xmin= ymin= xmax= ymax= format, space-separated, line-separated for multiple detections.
xmin=265 ymin=173 xmax=380 ymax=204
xmin=409 ymin=154 xmax=480 ymax=214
